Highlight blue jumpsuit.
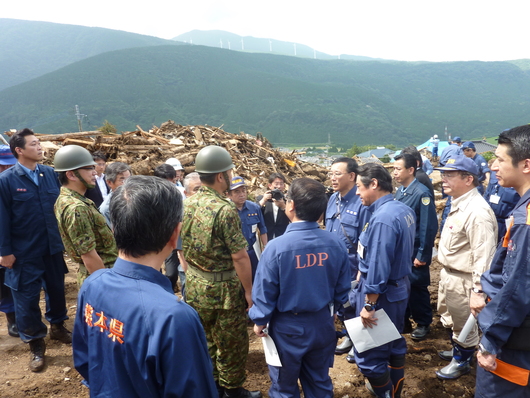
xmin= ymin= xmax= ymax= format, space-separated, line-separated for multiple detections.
xmin=471 ymin=153 xmax=490 ymax=195
xmin=73 ymin=258 xmax=217 ymax=398
xmin=354 ymin=194 xmax=415 ymax=379
xmin=395 ymin=179 xmax=438 ymax=327
xmin=325 ymin=186 xmax=370 ymax=319
xmin=483 ymin=171 xmax=520 ymax=242
xmin=0 ymin=163 xmax=67 ymax=342
xmin=249 ymin=221 xmax=351 ymax=398
xmin=236 ymin=200 xmax=267 ymax=280
xmin=476 ymin=189 xmax=530 ymax=397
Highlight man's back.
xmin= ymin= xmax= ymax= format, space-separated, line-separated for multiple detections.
xmin=74 ymin=259 xmax=216 ymax=398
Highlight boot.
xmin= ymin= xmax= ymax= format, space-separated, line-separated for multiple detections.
xmin=389 ymin=355 xmax=405 ymax=398
xmin=435 ymin=343 xmax=474 ymax=380
xmin=367 ymin=371 xmax=393 ymax=398
xmin=346 ymin=347 xmax=356 ymax=363
xmin=223 ymin=387 xmax=262 ymax=398
xmin=5 ymin=312 xmax=19 ymax=338
xmin=438 ymin=327 xmax=454 ymax=361
xmin=50 ymin=322 xmax=72 ymax=344
xmin=335 ymin=336 xmax=353 ymax=354
xmin=28 ymin=338 xmax=46 ymax=372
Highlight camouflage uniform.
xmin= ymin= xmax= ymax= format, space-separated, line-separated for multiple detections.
xmin=182 ymin=185 xmax=249 ymax=389
xmin=54 ymin=187 xmax=117 ymax=286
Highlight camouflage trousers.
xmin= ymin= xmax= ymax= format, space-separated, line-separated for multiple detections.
xmin=192 ymin=305 xmax=249 ymax=389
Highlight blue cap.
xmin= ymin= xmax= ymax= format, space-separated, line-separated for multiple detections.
xmin=0 ymin=145 xmax=16 ymax=165
xmin=462 ymin=141 xmax=476 ymax=150
xmin=435 ymin=156 xmax=479 ymax=175
xmin=453 ymin=136 xmax=462 ymax=143
xmin=230 ymin=176 xmax=246 ymax=190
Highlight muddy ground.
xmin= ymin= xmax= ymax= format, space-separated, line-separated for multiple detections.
xmin=0 ymin=257 xmax=476 ymax=398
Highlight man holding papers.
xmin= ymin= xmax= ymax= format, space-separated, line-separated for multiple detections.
xmin=353 ymin=164 xmax=415 ymax=398
xmin=250 ymin=178 xmax=350 ymax=398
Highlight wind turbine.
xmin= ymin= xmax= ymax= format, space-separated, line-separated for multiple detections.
xmin=313 ymin=48 xmax=316 ymax=59
xmin=220 ymin=39 xmax=223 ymax=49
xmin=269 ymin=39 xmax=272 ymax=52
xmin=228 ymin=40 xmax=231 ymax=50
xmin=241 ymin=38 xmax=244 ymax=50
xmin=293 ymin=43 xmax=297 ymax=56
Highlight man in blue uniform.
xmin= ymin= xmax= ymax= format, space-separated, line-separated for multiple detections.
xmin=73 ymin=176 xmax=218 ymax=398
xmin=0 ymin=129 xmax=71 ymax=372
xmin=439 ymin=136 xmax=463 ymax=166
xmin=250 ymin=178 xmax=351 ymax=398
xmin=227 ymin=176 xmax=268 ymax=281
xmin=483 ymin=170 xmax=520 ymax=242
xmin=475 ymin=125 xmax=530 ymax=397
xmin=462 ymin=141 xmax=490 ymax=194
xmin=325 ymin=157 xmax=369 ymax=362
xmin=354 ymin=163 xmax=415 ymax=398
xmin=393 ymin=153 xmax=438 ymax=341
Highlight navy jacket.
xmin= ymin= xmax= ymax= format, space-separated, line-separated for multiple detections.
xmin=357 ymin=194 xmax=416 ymax=294
xmin=479 ymin=189 xmax=530 ymax=355
xmin=395 ymin=179 xmax=438 ymax=264
xmin=325 ymin=186 xmax=370 ymax=276
xmin=0 ymin=163 xmax=63 ymax=259
xmin=74 ymin=258 xmax=217 ymax=397
xmin=249 ymin=221 xmax=351 ymax=325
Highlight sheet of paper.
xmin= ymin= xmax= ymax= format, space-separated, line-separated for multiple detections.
xmin=344 ymin=309 xmax=402 ymax=354
xmin=261 ymin=334 xmax=282 ymax=367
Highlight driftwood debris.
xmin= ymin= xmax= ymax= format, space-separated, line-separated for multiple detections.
xmin=38 ymin=121 xmax=330 ymax=195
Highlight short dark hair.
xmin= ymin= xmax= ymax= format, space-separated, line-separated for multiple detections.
xmin=106 ymin=162 xmax=131 ymax=183
xmin=394 ymin=153 xmax=417 ymax=175
xmin=400 ymin=146 xmax=422 ymax=168
xmin=288 ymin=178 xmax=327 ymax=222
xmin=9 ymin=128 xmax=35 ymax=159
xmin=110 ymin=176 xmax=183 ymax=258
xmin=154 ymin=164 xmax=176 ymax=181
xmin=92 ymin=150 xmax=107 ymax=162
xmin=357 ymin=164 xmax=393 ymax=193
xmin=58 ymin=171 xmax=68 ymax=186
xmin=332 ymin=157 xmax=359 ymax=174
xmin=199 ymin=172 xmax=217 ymax=185
xmin=268 ymin=172 xmax=286 ymax=184
xmin=498 ymin=125 xmax=530 ymax=166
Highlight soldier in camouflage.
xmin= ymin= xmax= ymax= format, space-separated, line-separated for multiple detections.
xmin=181 ymin=146 xmax=261 ymax=398
xmin=53 ymin=145 xmax=117 ymax=287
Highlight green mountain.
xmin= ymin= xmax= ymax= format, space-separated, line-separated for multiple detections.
xmin=173 ymin=30 xmax=381 ymax=61
xmin=1 ymin=44 xmax=529 ymax=147
xmin=0 ymin=18 xmax=181 ymax=91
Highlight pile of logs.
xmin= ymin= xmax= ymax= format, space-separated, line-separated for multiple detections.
xmin=24 ymin=121 xmax=330 ymax=195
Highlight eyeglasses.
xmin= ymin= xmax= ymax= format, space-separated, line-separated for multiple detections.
xmin=77 ymin=166 xmax=96 ymax=171
xmin=440 ymin=171 xmax=470 ymax=179
xmin=327 ymin=172 xmax=350 ymax=178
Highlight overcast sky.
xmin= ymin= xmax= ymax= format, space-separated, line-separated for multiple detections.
xmin=3 ymin=0 xmax=528 ymax=62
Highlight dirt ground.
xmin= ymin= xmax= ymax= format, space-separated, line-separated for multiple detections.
xmin=0 ymin=257 xmax=476 ymax=398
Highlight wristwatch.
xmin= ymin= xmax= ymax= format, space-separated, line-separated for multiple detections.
xmin=472 ymin=287 xmax=484 ymax=294
xmin=364 ymin=300 xmax=377 ymax=312
xmin=478 ymin=343 xmax=491 ymax=355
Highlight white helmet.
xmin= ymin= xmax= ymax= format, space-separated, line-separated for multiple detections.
xmin=433 ymin=134 xmax=438 ymax=139
xmin=166 ymin=157 xmax=184 ymax=171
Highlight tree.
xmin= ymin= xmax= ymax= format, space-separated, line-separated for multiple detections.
xmin=97 ymin=120 xmax=118 ymax=135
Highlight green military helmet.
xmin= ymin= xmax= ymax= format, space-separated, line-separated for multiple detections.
xmin=54 ymin=145 xmax=96 ymax=172
xmin=195 ymin=145 xmax=235 ymax=173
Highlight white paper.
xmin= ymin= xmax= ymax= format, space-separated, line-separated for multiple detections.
xmin=344 ymin=309 xmax=402 ymax=353
xmin=261 ymin=333 xmax=282 ymax=367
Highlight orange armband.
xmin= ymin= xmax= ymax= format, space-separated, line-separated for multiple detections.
xmin=491 ymin=359 xmax=530 ymax=386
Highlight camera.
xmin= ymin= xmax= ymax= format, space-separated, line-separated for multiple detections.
xmin=269 ymin=189 xmax=285 ymax=201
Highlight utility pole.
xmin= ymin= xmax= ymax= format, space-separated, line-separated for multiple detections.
xmin=75 ymin=105 xmax=87 ymax=132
